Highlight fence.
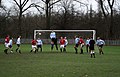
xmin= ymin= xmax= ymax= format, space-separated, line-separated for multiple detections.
xmin=0 ymin=39 xmax=120 ymax=46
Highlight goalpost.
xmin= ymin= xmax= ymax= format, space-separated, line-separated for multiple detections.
xmin=34 ymin=30 xmax=96 ymax=44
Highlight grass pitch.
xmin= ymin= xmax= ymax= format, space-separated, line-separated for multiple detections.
xmin=0 ymin=44 xmax=120 ymax=77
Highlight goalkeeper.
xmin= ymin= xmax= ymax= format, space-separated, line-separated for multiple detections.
xmin=50 ymin=31 xmax=58 ymax=51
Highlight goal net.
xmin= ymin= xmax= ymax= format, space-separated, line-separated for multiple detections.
xmin=34 ymin=30 xmax=96 ymax=44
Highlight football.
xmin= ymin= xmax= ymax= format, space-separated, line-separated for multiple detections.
xmin=39 ymin=32 xmax=41 ymax=35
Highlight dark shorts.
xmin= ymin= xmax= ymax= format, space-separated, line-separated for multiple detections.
xmin=75 ymin=44 xmax=79 ymax=47
xmin=9 ymin=45 xmax=12 ymax=48
xmin=89 ymin=46 xmax=94 ymax=50
xmin=51 ymin=38 xmax=57 ymax=44
xmin=17 ymin=44 xmax=20 ymax=47
xmin=37 ymin=45 xmax=42 ymax=48
xmin=99 ymin=44 xmax=103 ymax=48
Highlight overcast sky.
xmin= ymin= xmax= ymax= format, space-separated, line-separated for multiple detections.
xmin=2 ymin=0 xmax=98 ymax=14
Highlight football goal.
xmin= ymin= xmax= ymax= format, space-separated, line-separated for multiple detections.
xmin=34 ymin=30 xmax=96 ymax=44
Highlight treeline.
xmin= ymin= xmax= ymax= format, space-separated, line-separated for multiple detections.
xmin=0 ymin=11 xmax=120 ymax=39
xmin=0 ymin=0 xmax=120 ymax=39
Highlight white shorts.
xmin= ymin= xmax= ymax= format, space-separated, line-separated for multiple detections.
xmin=80 ymin=43 xmax=84 ymax=48
xmin=32 ymin=45 xmax=37 ymax=51
xmin=60 ymin=45 xmax=64 ymax=48
xmin=32 ymin=45 xmax=37 ymax=49
xmin=5 ymin=43 xmax=9 ymax=48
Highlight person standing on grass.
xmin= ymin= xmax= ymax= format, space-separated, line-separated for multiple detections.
xmin=79 ymin=36 xmax=84 ymax=54
xmin=50 ymin=31 xmax=58 ymax=51
xmin=4 ymin=35 xmax=10 ymax=54
xmin=89 ymin=37 xmax=95 ymax=58
xmin=30 ymin=39 xmax=37 ymax=53
xmin=64 ymin=37 xmax=68 ymax=52
xmin=74 ymin=35 xmax=80 ymax=54
xmin=16 ymin=36 xmax=21 ymax=54
xmin=59 ymin=37 xmax=65 ymax=52
xmin=96 ymin=37 xmax=105 ymax=55
xmin=36 ymin=38 xmax=43 ymax=52
xmin=86 ymin=37 xmax=90 ymax=53
xmin=8 ymin=37 xmax=13 ymax=53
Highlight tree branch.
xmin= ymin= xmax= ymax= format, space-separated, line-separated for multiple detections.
xmin=49 ymin=0 xmax=61 ymax=7
xmin=33 ymin=4 xmax=44 ymax=10
xmin=22 ymin=0 xmax=29 ymax=9
xmin=13 ymin=0 xmax=20 ymax=7
xmin=22 ymin=3 xmax=34 ymax=13
xmin=41 ymin=0 xmax=46 ymax=3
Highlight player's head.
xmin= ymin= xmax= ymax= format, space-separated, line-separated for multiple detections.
xmin=60 ymin=37 xmax=63 ymax=39
xmin=7 ymin=35 xmax=10 ymax=37
xmin=87 ymin=37 xmax=89 ymax=39
xmin=80 ymin=36 xmax=82 ymax=39
xmin=97 ymin=37 xmax=100 ymax=40
xmin=9 ymin=37 xmax=13 ymax=39
xmin=75 ymin=35 xmax=78 ymax=38
xmin=64 ymin=37 xmax=67 ymax=39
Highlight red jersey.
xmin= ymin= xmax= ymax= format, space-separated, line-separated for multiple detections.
xmin=5 ymin=36 xmax=9 ymax=43
xmin=60 ymin=39 xmax=65 ymax=45
xmin=32 ymin=40 xmax=37 ymax=45
xmin=79 ymin=38 xmax=84 ymax=44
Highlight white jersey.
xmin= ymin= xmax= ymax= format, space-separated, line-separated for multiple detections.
xmin=37 ymin=39 xmax=43 ymax=45
xmin=96 ymin=39 xmax=105 ymax=45
xmin=9 ymin=39 xmax=13 ymax=46
xmin=75 ymin=38 xmax=79 ymax=44
xmin=16 ymin=38 xmax=21 ymax=44
xmin=64 ymin=39 xmax=68 ymax=46
xmin=50 ymin=32 xmax=56 ymax=39
xmin=86 ymin=39 xmax=90 ymax=45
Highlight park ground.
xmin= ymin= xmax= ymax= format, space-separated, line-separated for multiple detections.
xmin=0 ymin=44 xmax=120 ymax=77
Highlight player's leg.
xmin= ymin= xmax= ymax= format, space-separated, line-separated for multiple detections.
xmin=90 ymin=50 xmax=93 ymax=58
xmin=63 ymin=45 xmax=66 ymax=52
xmin=30 ymin=45 xmax=34 ymax=53
xmin=51 ymin=41 xmax=54 ymax=50
xmin=86 ymin=45 xmax=89 ymax=53
xmin=101 ymin=45 xmax=104 ymax=54
xmin=4 ymin=43 xmax=9 ymax=54
xmin=9 ymin=45 xmax=13 ymax=53
xmin=99 ymin=46 xmax=102 ymax=55
xmin=40 ymin=45 xmax=42 ymax=52
xmin=60 ymin=45 xmax=62 ymax=52
xmin=54 ymin=38 xmax=58 ymax=50
xmin=18 ymin=46 xmax=21 ymax=54
xmin=92 ymin=51 xmax=95 ymax=58
xmin=16 ymin=44 xmax=19 ymax=52
xmin=74 ymin=44 xmax=78 ymax=54
xmin=80 ymin=44 xmax=84 ymax=54
xmin=36 ymin=45 xmax=39 ymax=52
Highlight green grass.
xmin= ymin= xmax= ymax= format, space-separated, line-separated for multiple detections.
xmin=0 ymin=44 xmax=120 ymax=77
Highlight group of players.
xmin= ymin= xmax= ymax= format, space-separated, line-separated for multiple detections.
xmin=74 ymin=36 xmax=105 ymax=58
xmin=4 ymin=31 xmax=105 ymax=58
xmin=4 ymin=35 xmax=21 ymax=54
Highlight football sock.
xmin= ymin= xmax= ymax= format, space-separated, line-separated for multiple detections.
xmin=63 ymin=48 xmax=66 ymax=52
xmin=75 ymin=48 xmax=78 ymax=54
xmin=60 ymin=48 xmax=62 ymax=52
xmin=19 ymin=50 xmax=21 ymax=54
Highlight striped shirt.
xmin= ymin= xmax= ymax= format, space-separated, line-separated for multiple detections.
xmin=75 ymin=38 xmax=79 ymax=44
xmin=96 ymin=39 xmax=105 ymax=45
xmin=37 ymin=39 xmax=43 ymax=45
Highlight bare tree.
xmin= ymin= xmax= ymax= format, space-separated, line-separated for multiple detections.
xmin=96 ymin=0 xmax=115 ymax=38
xmin=58 ymin=0 xmax=73 ymax=29
xmin=13 ymin=0 xmax=34 ymax=35
xmin=0 ymin=0 xmax=1 ymax=6
xmin=33 ymin=0 xmax=61 ymax=29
